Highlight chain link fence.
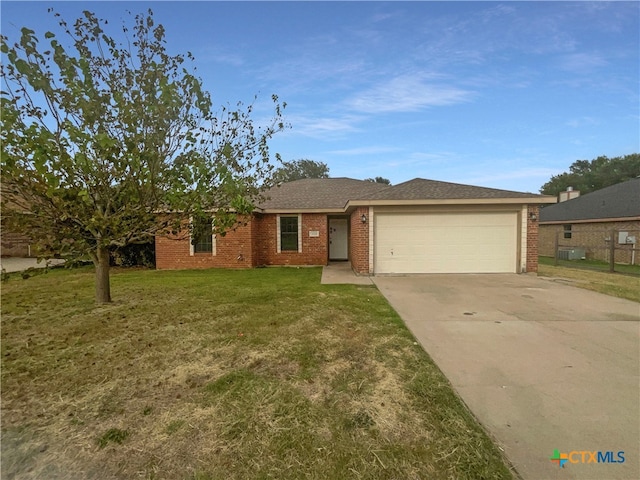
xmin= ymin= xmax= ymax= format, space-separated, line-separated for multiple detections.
xmin=539 ymin=226 xmax=640 ymax=275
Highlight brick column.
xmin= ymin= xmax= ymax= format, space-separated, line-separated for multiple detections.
xmin=526 ymin=205 xmax=540 ymax=272
xmin=350 ymin=207 xmax=370 ymax=274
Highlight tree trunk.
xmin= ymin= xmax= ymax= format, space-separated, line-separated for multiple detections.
xmin=94 ymin=245 xmax=112 ymax=303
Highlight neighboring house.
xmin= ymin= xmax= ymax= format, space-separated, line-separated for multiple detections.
xmin=156 ymin=177 xmax=555 ymax=274
xmin=0 ymin=229 xmax=32 ymax=257
xmin=538 ymin=178 xmax=640 ymax=264
xmin=0 ymin=182 xmax=33 ymax=257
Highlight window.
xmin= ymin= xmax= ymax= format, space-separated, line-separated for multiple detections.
xmin=192 ymin=218 xmax=213 ymax=253
xmin=563 ymin=224 xmax=572 ymax=239
xmin=280 ymin=216 xmax=299 ymax=252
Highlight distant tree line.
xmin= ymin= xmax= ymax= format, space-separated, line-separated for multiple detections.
xmin=540 ymin=153 xmax=639 ymax=196
xmin=364 ymin=176 xmax=391 ymax=185
xmin=273 ymin=159 xmax=329 ymax=183
xmin=273 ymin=159 xmax=391 ymax=185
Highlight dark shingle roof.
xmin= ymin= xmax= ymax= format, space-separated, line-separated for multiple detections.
xmin=358 ymin=178 xmax=547 ymax=200
xmin=539 ymin=178 xmax=640 ymax=222
xmin=258 ymin=178 xmax=389 ymax=210
xmin=258 ymin=177 xmax=552 ymax=211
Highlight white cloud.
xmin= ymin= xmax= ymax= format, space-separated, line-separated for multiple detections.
xmin=379 ymin=151 xmax=463 ymax=169
xmin=327 ymin=146 xmax=401 ymax=156
xmin=407 ymin=151 xmax=461 ymax=162
xmin=565 ymin=116 xmax=599 ymax=128
xmin=260 ymin=57 xmax=366 ymax=84
xmin=284 ymin=113 xmax=363 ymax=139
xmin=346 ymin=74 xmax=474 ymax=113
xmin=460 ymin=167 xmax=561 ymax=187
xmin=198 ymin=47 xmax=244 ymax=67
xmin=558 ymin=53 xmax=608 ymax=73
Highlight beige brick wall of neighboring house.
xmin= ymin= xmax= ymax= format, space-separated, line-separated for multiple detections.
xmin=1 ymin=185 xmax=33 ymax=257
xmin=526 ymin=205 xmax=540 ymax=272
xmin=350 ymin=207 xmax=370 ymax=275
xmin=1 ymin=228 xmax=32 ymax=257
xmin=539 ymin=220 xmax=640 ymax=265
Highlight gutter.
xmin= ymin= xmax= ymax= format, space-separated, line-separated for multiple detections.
xmin=347 ymin=197 xmax=556 ymax=207
xmin=539 ymin=216 xmax=640 ymax=225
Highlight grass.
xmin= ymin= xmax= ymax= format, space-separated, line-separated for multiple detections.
xmin=538 ymin=255 xmax=640 ymax=276
xmin=97 ymin=428 xmax=130 ymax=449
xmin=538 ymin=260 xmax=640 ymax=303
xmin=1 ymin=267 xmax=513 ymax=479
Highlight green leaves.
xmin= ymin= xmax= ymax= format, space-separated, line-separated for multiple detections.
xmin=273 ymin=159 xmax=330 ymax=183
xmin=13 ymin=58 xmax=29 ymax=75
xmin=540 ymin=154 xmax=640 ymax=195
xmin=1 ymin=8 xmax=287 ymax=302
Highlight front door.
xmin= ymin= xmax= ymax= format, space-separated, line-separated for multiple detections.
xmin=329 ymin=218 xmax=348 ymax=260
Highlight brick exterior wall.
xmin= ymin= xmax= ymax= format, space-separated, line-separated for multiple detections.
xmin=251 ymin=214 xmax=266 ymax=267
xmin=155 ymin=206 xmax=548 ymax=272
xmin=350 ymin=207 xmax=370 ymax=274
xmin=539 ymin=220 xmax=640 ymax=265
xmin=254 ymin=213 xmax=328 ymax=266
xmin=155 ymin=217 xmax=254 ymax=270
xmin=526 ymin=205 xmax=540 ymax=273
xmin=1 ymin=229 xmax=32 ymax=257
xmin=156 ymin=213 xmax=330 ymax=270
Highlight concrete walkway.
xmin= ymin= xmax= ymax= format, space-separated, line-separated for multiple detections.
xmin=321 ymin=262 xmax=373 ymax=285
xmin=373 ymin=274 xmax=639 ymax=480
xmin=0 ymin=257 xmax=65 ymax=273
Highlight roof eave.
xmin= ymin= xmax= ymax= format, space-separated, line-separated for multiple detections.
xmin=348 ymin=197 xmax=556 ymax=207
xmin=258 ymin=207 xmax=347 ymax=214
xmin=540 ymin=216 xmax=640 ymax=225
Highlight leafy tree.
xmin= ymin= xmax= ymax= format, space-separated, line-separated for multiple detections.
xmin=540 ymin=154 xmax=640 ymax=196
xmin=273 ymin=159 xmax=329 ymax=183
xmin=1 ymin=9 xmax=286 ymax=303
xmin=364 ymin=176 xmax=391 ymax=185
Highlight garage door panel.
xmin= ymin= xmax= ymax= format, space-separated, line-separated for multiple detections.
xmin=375 ymin=212 xmax=517 ymax=274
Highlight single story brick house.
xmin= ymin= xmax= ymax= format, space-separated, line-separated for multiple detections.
xmin=539 ymin=178 xmax=640 ymax=264
xmin=156 ymin=177 xmax=556 ymax=274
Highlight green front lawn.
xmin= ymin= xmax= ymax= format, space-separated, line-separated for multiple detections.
xmin=538 ymin=255 xmax=640 ymax=276
xmin=1 ymin=267 xmax=513 ymax=479
xmin=538 ymin=258 xmax=640 ymax=303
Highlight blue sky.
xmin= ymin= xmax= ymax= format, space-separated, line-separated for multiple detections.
xmin=2 ymin=1 xmax=638 ymax=193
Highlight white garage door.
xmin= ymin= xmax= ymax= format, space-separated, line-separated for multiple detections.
xmin=375 ymin=211 xmax=518 ymax=274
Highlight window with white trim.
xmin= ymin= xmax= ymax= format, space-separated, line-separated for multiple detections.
xmin=190 ymin=217 xmax=215 ymax=255
xmin=278 ymin=215 xmax=301 ymax=252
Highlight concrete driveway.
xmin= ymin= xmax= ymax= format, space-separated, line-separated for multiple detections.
xmin=373 ymin=274 xmax=639 ymax=480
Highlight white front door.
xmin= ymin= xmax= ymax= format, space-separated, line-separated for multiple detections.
xmin=329 ymin=218 xmax=348 ymax=260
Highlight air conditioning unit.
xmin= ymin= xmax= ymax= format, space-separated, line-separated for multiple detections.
xmin=558 ymin=248 xmax=586 ymax=260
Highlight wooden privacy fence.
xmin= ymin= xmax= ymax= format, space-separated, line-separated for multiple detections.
xmin=550 ymin=227 xmax=639 ymax=273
